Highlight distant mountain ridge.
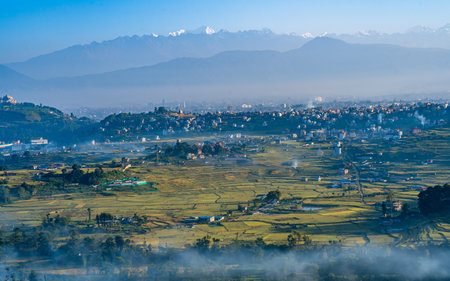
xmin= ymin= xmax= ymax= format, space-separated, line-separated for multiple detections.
xmin=331 ymin=23 xmax=450 ymax=49
xmin=0 ymin=65 xmax=35 ymax=90
xmin=6 ymin=28 xmax=308 ymax=79
xmin=6 ymin=24 xmax=450 ymax=80
xmin=44 ymin=37 xmax=450 ymax=88
xmin=3 ymin=37 xmax=450 ymax=108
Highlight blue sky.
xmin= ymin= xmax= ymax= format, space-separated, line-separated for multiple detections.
xmin=1 ymin=0 xmax=450 ymax=63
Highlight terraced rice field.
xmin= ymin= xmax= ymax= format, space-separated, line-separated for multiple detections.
xmin=0 ymin=129 xmax=449 ymax=247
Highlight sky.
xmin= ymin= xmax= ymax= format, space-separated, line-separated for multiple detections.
xmin=1 ymin=0 xmax=450 ymax=63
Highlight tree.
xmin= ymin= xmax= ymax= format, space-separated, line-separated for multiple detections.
xmin=10 ymin=228 xmax=22 ymax=250
xmin=303 ymin=234 xmax=312 ymax=245
xmin=101 ymin=237 xmax=115 ymax=262
xmin=115 ymin=235 xmax=125 ymax=252
xmin=402 ymin=203 xmax=409 ymax=217
xmin=287 ymin=231 xmax=311 ymax=247
xmin=381 ymin=201 xmax=387 ymax=218
xmin=17 ymin=186 xmax=28 ymax=199
xmin=37 ymin=232 xmax=51 ymax=256
xmin=255 ymin=237 xmax=265 ymax=247
xmin=28 ymin=271 xmax=39 ymax=281
xmin=66 ymin=164 xmax=84 ymax=183
xmin=266 ymin=190 xmax=281 ymax=202
xmin=0 ymin=187 xmax=11 ymax=203
xmin=287 ymin=231 xmax=301 ymax=247
xmin=387 ymin=191 xmax=394 ymax=217
xmin=98 ymin=212 xmax=113 ymax=226
xmin=195 ymin=235 xmax=213 ymax=249
xmin=418 ymin=184 xmax=450 ymax=215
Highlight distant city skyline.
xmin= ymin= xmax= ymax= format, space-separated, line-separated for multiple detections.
xmin=1 ymin=0 xmax=450 ymax=63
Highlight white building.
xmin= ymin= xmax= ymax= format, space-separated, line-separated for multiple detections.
xmin=31 ymin=138 xmax=48 ymax=145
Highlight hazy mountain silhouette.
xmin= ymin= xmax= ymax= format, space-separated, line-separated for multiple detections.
xmin=6 ymin=28 xmax=308 ymax=79
xmin=332 ymin=23 xmax=450 ymax=49
xmin=0 ymin=65 xmax=35 ymax=90
xmin=44 ymin=37 xmax=450 ymax=88
xmin=4 ymin=38 xmax=450 ymax=107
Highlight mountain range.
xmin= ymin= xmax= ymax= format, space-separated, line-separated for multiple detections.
xmin=45 ymin=37 xmax=450 ymax=88
xmin=6 ymin=27 xmax=308 ymax=79
xmin=332 ymin=24 xmax=450 ymax=49
xmin=5 ymin=24 xmax=450 ymax=81
xmin=2 ymin=37 xmax=450 ymax=108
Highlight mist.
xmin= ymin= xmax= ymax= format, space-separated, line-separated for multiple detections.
xmin=3 ymin=244 xmax=450 ymax=280
xmin=166 ymin=245 xmax=450 ymax=280
xmin=4 ymin=36 xmax=450 ymax=109
xmin=10 ymin=72 xmax=450 ymax=109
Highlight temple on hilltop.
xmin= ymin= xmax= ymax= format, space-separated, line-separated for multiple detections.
xmin=0 ymin=95 xmax=17 ymax=105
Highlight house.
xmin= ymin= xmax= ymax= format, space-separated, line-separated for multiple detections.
xmin=339 ymin=168 xmax=349 ymax=175
xmin=184 ymin=217 xmax=199 ymax=223
xmin=198 ymin=216 xmax=215 ymax=223
xmin=31 ymin=138 xmax=48 ymax=145
xmin=186 ymin=153 xmax=197 ymax=160
xmin=392 ymin=201 xmax=403 ymax=212
xmin=410 ymin=128 xmax=421 ymax=135
xmin=375 ymin=201 xmax=403 ymax=212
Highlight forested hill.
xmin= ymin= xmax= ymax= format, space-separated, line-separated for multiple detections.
xmin=0 ymin=101 xmax=96 ymax=143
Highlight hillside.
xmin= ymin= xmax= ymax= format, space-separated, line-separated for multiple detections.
xmin=0 ymin=100 xmax=96 ymax=143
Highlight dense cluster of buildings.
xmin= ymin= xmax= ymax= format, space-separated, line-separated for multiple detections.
xmin=99 ymin=102 xmax=449 ymax=143
xmin=0 ymin=138 xmax=52 ymax=156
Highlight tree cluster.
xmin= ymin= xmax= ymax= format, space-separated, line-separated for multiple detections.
xmin=418 ymin=183 xmax=450 ymax=215
xmin=43 ymin=164 xmax=124 ymax=186
xmin=164 ymin=141 xmax=228 ymax=158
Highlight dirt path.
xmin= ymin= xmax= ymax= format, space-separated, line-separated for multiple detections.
xmin=344 ymin=154 xmax=366 ymax=205
xmin=214 ymin=192 xmax=222 ymax=203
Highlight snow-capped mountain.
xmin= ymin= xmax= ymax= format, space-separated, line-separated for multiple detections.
xmin=331 ymin=23 xmax=450 ymax=49
xmin=6 ymin=28 xmax=308 ymax=79
xmin=7 ymin=23 xmax=450 ymax=80
xmin=187 ymin=26 xmax=216 ymax=35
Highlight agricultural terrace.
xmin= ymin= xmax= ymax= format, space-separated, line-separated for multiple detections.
xmin=0 ymin=129 xmax=449 ymax=248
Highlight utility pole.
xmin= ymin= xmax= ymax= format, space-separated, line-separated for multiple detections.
xmin=87 ymin=208 xmax=91 ymax=222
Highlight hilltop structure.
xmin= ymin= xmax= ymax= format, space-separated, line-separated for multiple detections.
xmin=0 ymin=95 xmax=17 ymax=105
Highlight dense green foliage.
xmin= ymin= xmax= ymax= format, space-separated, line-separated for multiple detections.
xmin=419 ymin=183 xmax=450 ymax=215
xmin=265 ymin=190 xmax=281 ymax=201
xmin=0 ymin=102 xmax=96 ymax=143
xmin=164 ymin=141 xmax=228 ymax=158
xmin=42 ymin=164 xmax=125 ymax=186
